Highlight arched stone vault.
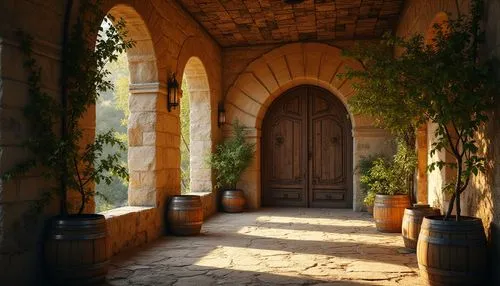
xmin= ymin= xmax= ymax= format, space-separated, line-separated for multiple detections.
xmin=224 ymin=42 xmax=393 ymax=211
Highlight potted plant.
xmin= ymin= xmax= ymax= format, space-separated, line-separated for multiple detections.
xmin=207 ymin=120 xmax=255 ymax=213
xmin=357 ymin=154 xmax=384 ymax=215
xmin=343 ymin=0 xmax=497 ymax=284
xmin=361 ymin=142 xmax=416 ymax=232
xmin=2 ymin=1 xmax=133 ymax=284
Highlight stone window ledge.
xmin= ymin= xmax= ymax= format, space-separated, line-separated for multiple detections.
xmin=101 ymin=206 xmax=154 ymax=219
xmin=183 ymin=191 xmax=213 ymax=197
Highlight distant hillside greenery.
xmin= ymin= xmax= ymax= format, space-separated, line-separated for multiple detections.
xmin=95 ymin=51 xmax=129 ymax=213
xmin=180 ymin=79 xmax=191 ymax=194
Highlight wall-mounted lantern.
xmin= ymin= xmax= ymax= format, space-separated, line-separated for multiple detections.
xmin=167 ymin=72 xmax=179 ymax=112
xmin=218 ymin=102 xmax=226 ymax=128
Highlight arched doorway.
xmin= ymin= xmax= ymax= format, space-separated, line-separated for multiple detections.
xmin=261 ymin=85 xmax=353 ymax=208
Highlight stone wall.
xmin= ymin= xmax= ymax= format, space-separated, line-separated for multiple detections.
xmin=0 ymin=0 xmax=221 ymax=284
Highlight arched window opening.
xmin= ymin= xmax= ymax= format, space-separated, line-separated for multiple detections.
xmin=95 ymin=17 xmax=130 ymax=212
xmin=181 ymin=57 xmax=212 ymax=193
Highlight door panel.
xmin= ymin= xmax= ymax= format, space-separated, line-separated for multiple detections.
xmin=263 ymin=90 xmax=307 ymax=207
xmin=262 ymin=86 xmax=352 ymax=208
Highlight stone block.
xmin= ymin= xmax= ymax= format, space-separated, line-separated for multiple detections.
xmin=235 ymin=73 xmax=269 ymax=104
xmin=319 ymin=55 xmax=342 ymax=83
xmin=0 ymin=107 xmax=29 ymax=146
xmin=129 ymin=146 xmax=156 ymax=171
xmin=129 ymin=94 xmax=158 ymax=112
xmin=286 ymin=52 xmax=306 ymax=79
xmin=143 ymin=132 xmax=156 ymax=146
xmin=129 ymin=186 xmax=156 ymax=206
xmin=0 ymin=79 xmax=30 ymax=108
xmin=129 ymin=112 xmax=157 ymax=132
xmin=227 ymin=91 xmax=262 ymax=119
xmin=247 ymin=61 xmax=279 ymax=93
xmin=267 ymin=56 xmax=291 ymax=87
xmin=226 ymin=104 xmax=257 ymax=128
xmin=304 ymin=51 xmax=322 ymax=79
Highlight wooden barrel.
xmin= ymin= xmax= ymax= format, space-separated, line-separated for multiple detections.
xmin=221 ymin=189 xmax=246 ymax=213
xmin=167 ymin=195 xmax=203 ymax=235
xmin=401 ymin=205 xmax=441 ymax=249
xmin=373 ymin=194 xmax=410 ymax=233
xmin=417 ymin=216 xmax=487 ymax=286
xmin=44 ymin=214 xmax=109 ymax=286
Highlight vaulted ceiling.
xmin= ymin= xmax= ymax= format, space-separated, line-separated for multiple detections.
xmin=177 ymin=0 xmax=406 ymax=47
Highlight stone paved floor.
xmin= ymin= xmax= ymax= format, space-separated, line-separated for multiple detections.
xmin=106 ymin=208 xmax=426 ymax=286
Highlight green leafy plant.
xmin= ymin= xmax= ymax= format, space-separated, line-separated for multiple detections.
xmin=343 ymin=0 xmax=498 ymax=220
xmin=207 ymin=121 xmax=255 ymax=189
xmin=357 ymin=154 xmax=387 ymax=207
xmin=363 ymin=191 xmax=376 ymax=208
xmin=2 ymin=0 xmax=133 ymax=215
xmin=361 ymin=141 xmax=417 ymax=197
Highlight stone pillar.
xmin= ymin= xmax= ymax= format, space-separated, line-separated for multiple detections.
xmin=128 ymin=83 xmax=180 ymax=210
xmin=189 ymin=89 xmax=212 ymax=192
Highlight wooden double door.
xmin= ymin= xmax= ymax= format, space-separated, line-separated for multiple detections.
xmin=262 ymin=86 xmax=352 ymax=208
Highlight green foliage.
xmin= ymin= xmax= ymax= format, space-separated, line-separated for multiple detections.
xmin=340 ymin=43 xmax=423 ymax=147
xmin=207 ymin=121 xmax=255 ymax=189
xmin=363 ymin=191 xmax=376 ymax=207
xmin=342 ymin=0 xmax=499 ymax=220
xmin=357 ymin=154 xmax=385 ymax=195
xmin=4 ymin=0 xmax=134 ymax=215
xmin=180 ymin=79 xmax=191 ymax=193
xmin=360 ymin=141 xmax=417 ymax=197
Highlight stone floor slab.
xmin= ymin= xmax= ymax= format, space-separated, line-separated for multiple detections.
xmin=106 ymin=208 xmax=426 ymax=285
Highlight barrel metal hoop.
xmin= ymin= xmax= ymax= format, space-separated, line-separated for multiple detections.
xmin=419 ymin=234 xmax=486 ymax=247
xmin=51 ymin=233 xmax=107 ymax=240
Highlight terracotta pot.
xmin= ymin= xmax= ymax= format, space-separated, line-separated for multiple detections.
xmin=367 ymin=205 xmax=374 ymax=215
xmin=417 ymin=216 xmax=487 ymax=286
xmin=221 ymin=189 xmax=246 ymax=213
xmin=373 ymin=194 xmax=410 ymax=233
xmin=44 ymin=214 xmax=109 ymax=286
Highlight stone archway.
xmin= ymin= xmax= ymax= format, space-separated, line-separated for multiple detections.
xmin=224 ymin=43 xmax=393 ymax=211
xmin=104 ymin=5 xmax=160 ymax=207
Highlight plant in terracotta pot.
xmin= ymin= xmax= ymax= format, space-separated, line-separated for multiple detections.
xmin=207 ymin=120 xmax=255 ymax=213
xmin=2 ymin=1 xmax=133 ymax=284
xmin=343 ymin=0 xmax=498 ymax=283
xmin=361 ymin=141 xmax=417 ymax=232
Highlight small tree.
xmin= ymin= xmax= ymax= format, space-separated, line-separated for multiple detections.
xmin=341 ymin=32 xmax=427 ymax=204
xmin=207 ymin=121 xmax=255 ymax=190
xmin=344 ymin=0 xmax=499 ymax=220
xmin=3 ymin=0 xmax=133 ymax=216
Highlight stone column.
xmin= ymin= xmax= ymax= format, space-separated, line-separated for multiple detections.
xmin=189 ymin=89 xmax=212 ymax=192
xmin=128 ymin=82 xmax=180 ymax=210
